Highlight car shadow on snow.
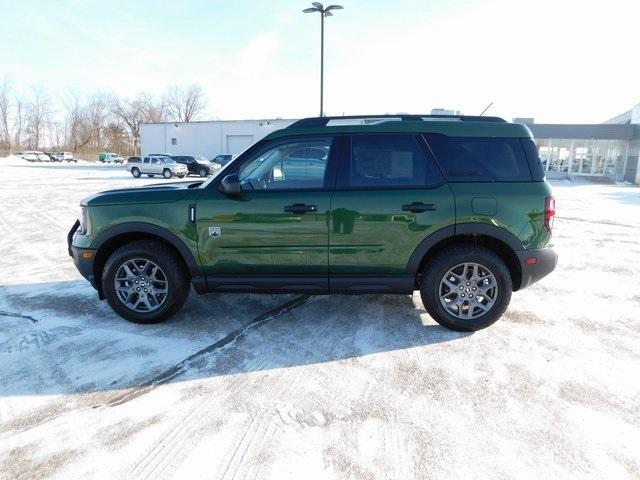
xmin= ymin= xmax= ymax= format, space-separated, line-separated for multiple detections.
xmin=0 ymin=280 xmax=469 ymax=398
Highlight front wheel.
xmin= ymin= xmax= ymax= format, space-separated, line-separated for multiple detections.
xmin=163 ymin=169 xmax=173 ymax=179
xmin=420 ymin=245 xmax=512 ymax=331
xmin=101 ymin=240 xmax=190 ymax=324
xmin=131 ymin=167 xmax=141 ymax=178
xmin=198 ymin=167 xmax=208 ymax=177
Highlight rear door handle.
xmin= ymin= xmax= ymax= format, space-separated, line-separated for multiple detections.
xmin=284 ymin=203 xmax=318 ymax=214
xmin=402 ymin=202 xmax=436 ymax=213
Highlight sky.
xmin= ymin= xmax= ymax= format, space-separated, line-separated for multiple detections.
xmin=1 ymin=0 xmax=639 ymax=123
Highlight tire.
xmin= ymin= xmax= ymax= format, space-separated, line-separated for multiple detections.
xmin=163 ymin=169 xmax=173 ymax=179
xmin=419 ymin=245 xmax=512 ymax=332
xmin=101 ymin=240 xmax=190 ymax=324
xmin=131 ymin=167 xmax=141 ymax=178
xmin=198 ymin=167 xmax=208 ymax=177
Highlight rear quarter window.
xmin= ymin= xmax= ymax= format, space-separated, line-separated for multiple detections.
xmin=424 ymin=134 xmax=532 ymax=182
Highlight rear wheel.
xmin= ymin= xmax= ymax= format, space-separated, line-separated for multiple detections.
xmin=101 ymin=240 xmax=190 ymax=324
xmin=131 ymin=167 xmax=141 ymax=178
xmin=163 ymin=169 xmax=173 ymax=179
xmin=420 ymin=245 xmax=512 ymax=331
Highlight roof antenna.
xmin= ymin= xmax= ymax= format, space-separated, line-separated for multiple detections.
xmin=479 ymin=102 xmax=493 ymax=116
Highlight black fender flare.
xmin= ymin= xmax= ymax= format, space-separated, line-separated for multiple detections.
xmin=405 ymin=222 xmax=524 ymax=277
xmin=90 ymin=222 xmax=203 ymax=279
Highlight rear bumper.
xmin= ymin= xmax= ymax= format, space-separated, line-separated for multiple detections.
xmin=68 ymin=220 xmax=98 ymax=290
xmin=516 ymin=247 xmax=558 ymax=290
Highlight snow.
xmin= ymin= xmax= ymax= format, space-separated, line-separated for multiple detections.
xmin=0 ymin=160 xmax=639 ymax=479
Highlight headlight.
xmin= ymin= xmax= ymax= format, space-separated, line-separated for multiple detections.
xmin=78 ymin=206 xmax=90 ymax=235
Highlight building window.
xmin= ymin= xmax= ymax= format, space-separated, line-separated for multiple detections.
xmin=171 ymin=137 xmax=177 ymax=146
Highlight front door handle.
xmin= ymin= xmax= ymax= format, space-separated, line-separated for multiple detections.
xmin=402 ymin=202 xmax=436 ymax=213
xmin=284 ymin=203 xmax=318 ymax=214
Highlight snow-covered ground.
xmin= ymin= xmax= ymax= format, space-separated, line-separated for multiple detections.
xmin=0 ymin=157 xmax=638 ymax=479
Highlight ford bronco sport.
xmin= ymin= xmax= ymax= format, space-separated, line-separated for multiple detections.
xmin=69 ymin=115 xmax=557 ymax=331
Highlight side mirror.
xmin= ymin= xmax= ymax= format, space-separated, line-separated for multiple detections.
xmin=221 ymin=174 xmax=242 ymax=195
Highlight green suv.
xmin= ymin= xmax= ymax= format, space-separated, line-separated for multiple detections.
xmin=69 ymin=115 xmax=557 ymax=331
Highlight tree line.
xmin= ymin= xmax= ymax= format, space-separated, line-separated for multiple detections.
xmin=0 ymin=77 xmax=207 ymax=159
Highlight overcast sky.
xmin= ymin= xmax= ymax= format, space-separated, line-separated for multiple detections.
xmin=1 ymin=0 xmax=639 ymax=123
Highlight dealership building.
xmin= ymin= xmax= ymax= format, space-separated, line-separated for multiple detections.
xmin=140 ymin=104 xmax=640 ymax=184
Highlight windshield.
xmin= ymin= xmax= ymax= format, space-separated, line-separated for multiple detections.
xmin=194 ymin=156 xmax=210 ymax=163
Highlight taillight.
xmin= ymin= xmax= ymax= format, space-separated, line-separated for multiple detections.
xmin=544 ymin=196 xmax=555 ymax=232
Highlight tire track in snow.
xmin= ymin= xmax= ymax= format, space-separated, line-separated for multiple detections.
xmin=102 ymin=295 xmax=310 ymax=407
xmin=0 ymin=311 xmax=39 ymax=323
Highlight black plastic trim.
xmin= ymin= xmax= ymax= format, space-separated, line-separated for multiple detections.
xmin=405 ymin=225 xmax=456 ymax=276
xmin=455 ymin=222 xmax=524 ymax=251
xmin=329 ymin=276 xmax=414 ymax=294
xmin=516 ymin=248 xmax=557 ymax=289
xmin=90 ymin=222 xmax=203 ymax=279
xmin=206 ymin=276 xmax=328 ymax=293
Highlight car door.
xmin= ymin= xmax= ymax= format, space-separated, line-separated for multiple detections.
xmin=329 ymin=134 xmax=455 ymax=290
xmin=195 ymin=136 xmax=338 ymax=292
xmin=141 ymin=157 xmax=151 ymax=173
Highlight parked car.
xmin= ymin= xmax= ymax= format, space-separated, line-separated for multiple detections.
xmin=20 ymin=151 xmax=39 ymax=162
xmin=171 ymin=155 xmax=221 ymax=177
xmin=44 ymin=152 xmax=59 ymax=162
xmin=211 ymin=154 xmax=234 ymax=168
xmin=99 ymin=152 xmax=124 ymax=164
xmin=56 ymin=152 xmax=76 ymax=162
xmin=69 ymin=114 xmax=557 ymax=330
xmin=125 ymin=155 xmax=188 ymax=179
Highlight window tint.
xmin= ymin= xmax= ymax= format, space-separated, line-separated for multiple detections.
xmin=520 ymin=138 xmax=545 ymax=181
xmin=425 ymin=134 xmax=532 ymax=182
xmin=347 ymin=134 xmax=430 ymax=188
xmin=238 ymin=138 xmax=331 ymax=190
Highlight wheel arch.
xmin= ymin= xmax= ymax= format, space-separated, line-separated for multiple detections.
xmin=407 ymin=223 xmax=524 ymax=291
xmin=91 ymin=223 xmax=203 ymax=298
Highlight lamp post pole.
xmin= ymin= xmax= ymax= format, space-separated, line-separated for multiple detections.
xmin=303 ymin=3 xmax=343 ymax=117
xmin=320 ymin=11 xmax=324 ymax=117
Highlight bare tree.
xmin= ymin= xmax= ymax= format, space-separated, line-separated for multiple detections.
xmin=112 ymin=92 xmax=166 ymax=153
xmin=13 ymin=99 xmax=25 ymax=151
xmin=26 ymin=87 xmax=52 ymax=150
xmin=86 ymin=93 xmax=111 ymax=151
xmin=63 ymin=91 xmax=91 ymax=153
xmin=0 ymin=76 xmax=12 ymax=153
xmin=164 ymin=84 xmax=206 ymax=123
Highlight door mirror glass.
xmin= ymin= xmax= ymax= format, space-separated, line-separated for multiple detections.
xmin=221 ymin=174 xmax=242 ymax=195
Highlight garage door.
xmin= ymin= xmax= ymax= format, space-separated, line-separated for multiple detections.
xmin=226 ymin=135 xmax=254 ymax=155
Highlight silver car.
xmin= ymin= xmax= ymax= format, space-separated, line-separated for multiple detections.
xmin=127 ymin=155 xmax=188 ymax=179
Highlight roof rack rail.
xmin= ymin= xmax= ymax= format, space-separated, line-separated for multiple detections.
xmin=287 ymin=114 xmax=506 ymax=129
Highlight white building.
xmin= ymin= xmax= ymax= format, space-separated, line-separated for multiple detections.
xmin=139 ymin=119 xmax=296 ymax=158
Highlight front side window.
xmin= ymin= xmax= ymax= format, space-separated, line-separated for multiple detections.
xmin=238 ymin=138 xmax=331 ymax=191
xmin=346 ymin=134 xmax=430 ymax=188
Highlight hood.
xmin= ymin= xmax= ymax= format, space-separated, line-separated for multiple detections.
xmin=82 ymin=181 xmax=203 ymax=206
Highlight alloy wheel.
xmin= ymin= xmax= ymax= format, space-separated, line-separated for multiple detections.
xmin=438 ymin=262 xmax=498 ymax=319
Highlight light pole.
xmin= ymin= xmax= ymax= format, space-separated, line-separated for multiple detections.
xmin=303 ymin=2 xmax=343 ymax=117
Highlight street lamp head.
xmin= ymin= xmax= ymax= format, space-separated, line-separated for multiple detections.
xmin=304 ymin=2 xmax=344 ymax=14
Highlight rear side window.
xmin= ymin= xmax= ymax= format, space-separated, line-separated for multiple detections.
xmin=425 ymin=134 xmax=532 ymax=182
xmin=344 ymin=134 xmax=436 ymax=188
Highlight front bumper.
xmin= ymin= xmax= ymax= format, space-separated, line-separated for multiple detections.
xmin=516 ymin=247 xmax=558 ymax=290
xmin=68 ymin=220 xmax=98 ymax=290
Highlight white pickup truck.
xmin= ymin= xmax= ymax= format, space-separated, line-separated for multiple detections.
xmin=126 ymin=155 xmax=188 ymax=179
